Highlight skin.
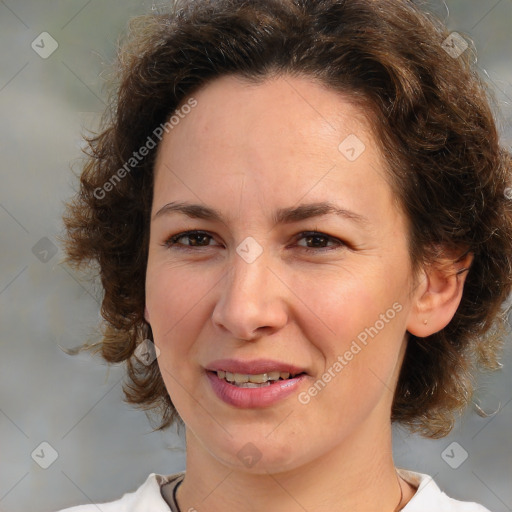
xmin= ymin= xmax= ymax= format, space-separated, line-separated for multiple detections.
xmin=144 ymin=74 xmax=472 ymax=511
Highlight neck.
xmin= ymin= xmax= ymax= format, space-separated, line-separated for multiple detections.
xmin=174 ymin=416 xmax=414 ymax=512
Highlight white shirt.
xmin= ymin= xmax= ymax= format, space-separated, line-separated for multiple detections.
xmin=57 ymin=468 xmax=492 ymax=511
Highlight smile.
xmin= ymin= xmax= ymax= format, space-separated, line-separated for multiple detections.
xmin=204 ymin=359 xmax=309 ymax=407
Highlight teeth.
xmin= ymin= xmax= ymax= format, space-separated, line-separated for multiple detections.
xmin=236 ymin=381 xmax=272 ymax=388
xmin=248 ymin=373 xmax=268 ymax=384
xmin=234 ymin=373 xmax=247 ymax=383
xmin=216 ymin=370 xmax=296 ymax=385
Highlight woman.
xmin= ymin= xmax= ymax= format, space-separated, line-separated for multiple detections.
xmin=59 ymin=0 xmax=512 ymax=510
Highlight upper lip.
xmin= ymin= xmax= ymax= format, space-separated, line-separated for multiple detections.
xmin=205 ymin=358 xmax=308 ymax=376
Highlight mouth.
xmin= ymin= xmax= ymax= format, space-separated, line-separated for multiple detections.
xmin=205 ymin=359 xmax=309 ymax=408
xmin=209 ymin=370 xmax=306 ymax=388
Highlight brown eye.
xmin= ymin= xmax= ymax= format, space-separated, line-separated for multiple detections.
xmin=295 ymin=231 xmax=345 ymax=252
xmin=164 ymin=231 xmax=218 ymax=248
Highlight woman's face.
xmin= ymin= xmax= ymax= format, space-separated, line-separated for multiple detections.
xmin=145 ymin=74 xmax=419 ymax=473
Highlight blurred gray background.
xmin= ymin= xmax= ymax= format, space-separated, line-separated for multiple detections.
xmin=0 ymin=1 xmax=511 ymax=511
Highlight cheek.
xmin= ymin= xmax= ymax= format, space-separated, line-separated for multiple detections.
xmin=292 ymin=266 xmax=404 ymax=349
xmin=147 ymin=258 xmax=213 ymax=317
xmin=145 ymin=262 xmax=211 ymax=358
xmin=291 ymin=266 xmax=407 ymax=402
xmin=145 ymin=264 xmax=211 ymax=417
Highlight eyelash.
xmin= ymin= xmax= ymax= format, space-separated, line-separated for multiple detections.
xmin=162 ymin=230 xmax=346 ymax=253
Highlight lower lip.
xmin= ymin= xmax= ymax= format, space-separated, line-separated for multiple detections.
xmin=206 ymin=371 xmax=307 ymax=408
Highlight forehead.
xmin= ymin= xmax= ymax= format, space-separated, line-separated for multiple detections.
xmin=152 ymin=74 xmax=394 ymax=224
xmin=165 ymin=73 xmax=374 ymax=156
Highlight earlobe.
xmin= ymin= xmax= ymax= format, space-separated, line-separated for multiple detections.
xmin=144 ymin=305 xmax=150 ymax=323
xmin=407 ymin=251 xmax=473 ymax=338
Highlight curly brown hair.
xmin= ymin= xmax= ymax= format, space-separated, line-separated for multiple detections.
xmin=61 ymin=0 xmax=512 ymax=438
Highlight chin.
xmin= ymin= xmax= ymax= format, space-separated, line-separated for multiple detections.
xmin=204 ymin=430 xmax=310 ymax=475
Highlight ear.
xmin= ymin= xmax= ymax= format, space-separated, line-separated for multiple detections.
xmin=407 ymin=249 xmax=473 ymax=337
xmin=144 ymin=305 xmax=150 ymax=323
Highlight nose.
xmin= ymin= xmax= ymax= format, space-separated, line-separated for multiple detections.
xmin=211 ymin=247 xmax=289 ymax=341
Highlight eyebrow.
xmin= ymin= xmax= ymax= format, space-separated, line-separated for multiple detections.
xmin=153 ymin=201 xmax=369 ymax=226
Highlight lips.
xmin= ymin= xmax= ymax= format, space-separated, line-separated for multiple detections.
xmin=205 ymin=358 xmax=309 ymax=408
